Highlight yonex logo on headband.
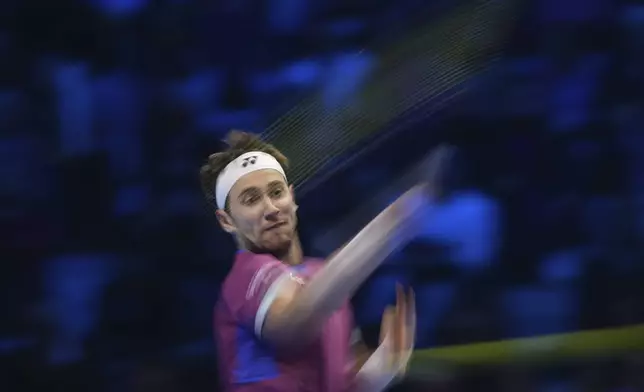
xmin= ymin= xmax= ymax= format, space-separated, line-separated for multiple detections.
xmin=215 ymin=151 xmax=287 ymax=209
xmin=241 ymin=155 xmax=258 ymax=167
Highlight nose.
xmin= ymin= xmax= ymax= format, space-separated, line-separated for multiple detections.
xmin=263 ymin=197 xmax=280 ymax=219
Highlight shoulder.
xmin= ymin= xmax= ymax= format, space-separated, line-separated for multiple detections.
xmin=223 ymin=253 xmax=288 ymax=293
xmin=233 ymin=252 xmax=285 ymax=275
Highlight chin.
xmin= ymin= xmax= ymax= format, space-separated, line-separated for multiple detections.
xmin=268 ymin=238 xmax=292 ymax=254
xmin=246 ymin=235 xmax=289 ymax=256
xmin=261 ymin=236 xmax=293 ymax=257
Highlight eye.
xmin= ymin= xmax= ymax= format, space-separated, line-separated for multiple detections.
xmin=243 ymin=194 xmax=261 ymax=205
xmin=270 ymin=187 xmax=284 ymax=198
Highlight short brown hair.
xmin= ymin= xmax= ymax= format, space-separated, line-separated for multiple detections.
xmin=200 ymin=130 xmax=289 ymax=211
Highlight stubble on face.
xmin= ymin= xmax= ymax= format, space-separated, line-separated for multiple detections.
xmin=228 ymin=170 xmax=299 ymax=260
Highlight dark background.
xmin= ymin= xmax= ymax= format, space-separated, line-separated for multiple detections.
xmin=1 ymin=0 xmax=644 ymax=390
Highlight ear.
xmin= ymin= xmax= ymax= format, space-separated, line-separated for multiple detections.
xmin=289 ymin=185 xmax=299 ymax=211
xmin=215 ymin=209 xmax=237 ymax=234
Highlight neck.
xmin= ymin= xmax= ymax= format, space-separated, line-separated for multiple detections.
xmin=281 ymin=233 xmax=303 ymax=266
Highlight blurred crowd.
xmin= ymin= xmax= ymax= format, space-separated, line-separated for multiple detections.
xmin=1 ymin=0 xmax=644 ymax=391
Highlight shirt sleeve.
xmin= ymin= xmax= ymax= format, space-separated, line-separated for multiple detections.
xmin=228 ymin=254 xmax=292 ymax=337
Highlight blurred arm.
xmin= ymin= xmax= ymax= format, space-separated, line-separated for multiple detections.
xmin=258 ymin=145 xmax=452 ymax=349
xmin=258 ymin=185 xmax=426 ymax=348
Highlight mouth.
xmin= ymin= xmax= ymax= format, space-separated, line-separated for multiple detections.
xmin=265 ymin=222 xmax=288 ymax=232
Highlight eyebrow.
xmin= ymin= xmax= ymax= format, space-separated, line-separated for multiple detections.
xmin=267 ymin=180 xmax=286 ymax=189
xmin=238 ymin=186 xmax=260 ymax=201
xmin=238 ymin=180 xmax=286 ymax=200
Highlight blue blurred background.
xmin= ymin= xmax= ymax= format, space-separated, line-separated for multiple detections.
xmin=1 ymin=0 xmax=644 ymax=391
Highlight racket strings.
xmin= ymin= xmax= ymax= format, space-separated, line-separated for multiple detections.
xmin=261 ymin=0 xmax=516 ymax=188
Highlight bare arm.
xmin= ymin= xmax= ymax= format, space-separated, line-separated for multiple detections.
xmin=259 ymin=186 xmax=424 ymax=347
xmin=258 ymin=146 xmax=452 ymax=348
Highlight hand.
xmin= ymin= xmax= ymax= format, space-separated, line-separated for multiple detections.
xmin=380 ymin=284 xmax=416 ymax=375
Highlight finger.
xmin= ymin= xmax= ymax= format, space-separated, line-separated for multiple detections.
xmin=395 ymin=284 xmax=406 ymax=358
xmin=380 ymin=306 xmax=395 ymax=369
xmin=406 ymin=288 xmax=416 ymax=351
xmin=380 ymin=306 xmax=394 ymax=344
xmin=394 ymin=283 xmax=407 ymax=354
xmin=396 ymin=283 xmax=407 ymax=323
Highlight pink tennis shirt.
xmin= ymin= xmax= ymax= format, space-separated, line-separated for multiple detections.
xmin=214 ymin=251 xmax=357 ymax=392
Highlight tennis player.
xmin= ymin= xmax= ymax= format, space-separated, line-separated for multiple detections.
xmin=201 ymin=131 xmax=445 ymax=392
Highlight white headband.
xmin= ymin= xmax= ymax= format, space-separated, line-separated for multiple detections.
xmin=215 ymin=151 xmax=287 ymax=209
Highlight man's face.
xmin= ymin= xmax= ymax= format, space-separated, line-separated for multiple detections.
xmin=216 ymin=169 xmax=297 ymax=256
